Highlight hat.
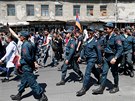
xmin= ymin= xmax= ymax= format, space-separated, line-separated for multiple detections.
xmin=125 ymin=26 xmax=132 ymax=30
xmin=98 ymin=28 xmax=104 ymax=32
xmin=87 ymin=27 xmax=95 ymax=32
xmin=65 ymin=29 xmax=73 ymax=34
xmin=75 ymin=29 xmax=81 ymax=33
xmin=20 ymin=31 xmax=30 ymax=38
xmin=105 ymin=22 xmax=114 ymax=28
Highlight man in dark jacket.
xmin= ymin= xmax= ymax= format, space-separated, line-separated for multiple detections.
xmin=10 ymin=31 xmax=48 ymax=101
xmin=93 ymin=22 xmax=123 ymax=94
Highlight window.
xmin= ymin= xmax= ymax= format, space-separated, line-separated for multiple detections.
xmin=55 ymin=5 xmax=63 ymax=16
xmin=100 ymin=5 xmax=107 ymax=16
xmin=26 ymin=4 xmax=34 ymax=16
xmin=41 ymin=5 xmax=49 ymax=16
xmin=73 ymin=5 xmax=80 ymax=16
xmin=87 ymin=5 xmax=93 ymax=16
xmin=7 ymin=4 xmax=15 ymax=16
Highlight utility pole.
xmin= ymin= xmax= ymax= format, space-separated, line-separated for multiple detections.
xmin=115 ymin=0 xmax=118 ymax=28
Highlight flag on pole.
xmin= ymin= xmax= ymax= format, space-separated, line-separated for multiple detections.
xmin=75 ymin=13 xmax=82 ymax=32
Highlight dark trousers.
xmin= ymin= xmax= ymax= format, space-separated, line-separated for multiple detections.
xmin=18 ymin=65 xmax=43 ymax=95
xmin=0 ymin=66 xmax=14 ymax=79
xmin=121 ymin=52 xmax=133 ymax=72
xmin=83 ymin=58 xmax=100 ymax=88
xmin=61 ymin=58 xmax=83 ymax=81
xmin=100 ymin=58 xmax=119 ymax=87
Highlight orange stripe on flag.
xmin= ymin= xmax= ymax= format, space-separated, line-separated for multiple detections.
xmin=76 ymin=13 xmax=82 ymax=32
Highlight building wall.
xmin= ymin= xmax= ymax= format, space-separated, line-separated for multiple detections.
xmin=0 ymin=0 xmax=135 ymax=26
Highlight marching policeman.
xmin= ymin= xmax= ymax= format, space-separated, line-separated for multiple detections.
xmin=93 ymin=22 xmax=123 ymax=94
xmin=10 ymin=31 xmax=48 ymax=101
xmin=76 ymin=27 xmax=102 ymax=96
xmin=97 ymin=27 xmax=106 ymax=56
xmin=56 ymin=29 xmax=83 ymax=86
xmin=120 ymin=26 xmax=135 ymax=77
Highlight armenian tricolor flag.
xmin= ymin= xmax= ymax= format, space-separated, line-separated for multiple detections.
xmin=75 ymin=13 xmax=82 ymax=32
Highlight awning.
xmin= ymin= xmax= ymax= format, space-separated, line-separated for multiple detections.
xmin=2 ymin=21 xmax=29 ymax=27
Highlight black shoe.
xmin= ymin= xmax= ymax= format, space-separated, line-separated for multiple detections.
xmin=92 ymin=86 xmax=105 ymax=94
xmin=10 ymin=93 xmax=22 ymax=101
xmin=78 ymin=72 xmax=83 ymax=83
xmin=94 ymin=78 xmax=101 ymax=86
xmin=38 ymin=93 xmax=48 ymax=101
xmin=129 ymin=71 xmax=134 ymax=77
xmin=1 ymin=78 xmax=9 ymax=83
xmin=76 ymin=87 xmax=86 ymax=96
xmin=78 ymin=76 xmax=83 ymax=83
xmin=109 ymin=87 xmax=119 ymax=94
xmin=56 ymin=80 xmax=65 ymax=86
xmin=123 ymin=71 xmax=129 ymax=75
xmin=94 ymin=81 xmax=100 ymax=86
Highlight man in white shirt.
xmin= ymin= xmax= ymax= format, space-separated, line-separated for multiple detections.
xmin=0 ymin=35 xmax=17 ymax=82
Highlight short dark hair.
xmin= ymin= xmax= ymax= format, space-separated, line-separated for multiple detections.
xmin=7 ymin=34 xmax=14 ymax=40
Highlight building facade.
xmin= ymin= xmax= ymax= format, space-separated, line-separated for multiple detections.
xmin=0 ymin=0 xmax=135 ymax=31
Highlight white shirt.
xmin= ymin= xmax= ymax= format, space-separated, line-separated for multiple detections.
xmin=1 ymin=41 xmax=17 ymax=68
xmin=30 ymin=36 xmax=35 ymax=44
xmin=83 ymin=29 xmax=88 ymax=42
xmin=124 ymin=34 xmax=128 ymax=38
xmin=17 ymin=40 xmax=23 ymax=55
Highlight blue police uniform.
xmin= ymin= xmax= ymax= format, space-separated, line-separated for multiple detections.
xmin=56 ymin=36 xmax=83 ymax=86
xmin=81 ymin=38 xmax=102 ymax=88
xmin=97 ymin=35 xmax=105 ymax=56
xmin=93 ymin=31 xmax=123 ymax=94
xmin=76 ymin=36 xmax=102 ymax=96
xmin=101 ymin=33 xmax=123 ymax=86
xmin=133 ymin=36 xmax=135 ymax=63
xmin=120 ymin=34 xmax=135 ymax=76
xmin=10 ymin=31 xmax=48 ymax=101
xmin=62 ymin=38 xmax=83 ymax=81
xmin=18 ymin=40 xmax=43 ymax=94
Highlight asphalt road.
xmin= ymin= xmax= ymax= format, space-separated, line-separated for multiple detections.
xmin=0 ymin=59 xmax=135 ymax=101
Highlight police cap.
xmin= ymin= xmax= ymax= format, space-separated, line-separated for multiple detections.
xmin=87 ymin=27 xmax=95 ymax=33
xmin=98 ymin=27 xmax=104 ymax=32
xmin=125 ymin=26 xmax=132 ymax=30
xmin=20 ymin=31 xmax=30 ymax=38
xmin=105 ymin=22 xmax=114 ymax=28
xmin=65 ymin=29 xmax=73 ymax=34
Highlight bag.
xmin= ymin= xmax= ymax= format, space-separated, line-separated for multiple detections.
xmin=12 ymin=55 xmax=23 ymax=74
xmin=51 ymin=40 xmax=58 ymax=51
xmin=12 ymin=42 xmax=23 ymax=74
xmin=12 ymin=55 xmax=20 ymax=68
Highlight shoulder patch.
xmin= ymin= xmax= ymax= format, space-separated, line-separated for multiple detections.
xmin=116 ymin=40 xmax=122 ymax=45
xmin=22 ymin=48 xmax=26 ymax=53
xmin=70 ymin=44 xmax=74 ymax=48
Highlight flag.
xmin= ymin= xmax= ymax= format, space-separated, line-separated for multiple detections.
xmin=75 ymin=13 xmax=82 ymax=32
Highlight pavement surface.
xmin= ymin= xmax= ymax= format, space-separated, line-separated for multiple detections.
xmin=0 ymin=59 xmax=135 ymax=101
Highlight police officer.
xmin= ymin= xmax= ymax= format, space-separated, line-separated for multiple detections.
xmin=76 ymin=27 xmax=102 ymax=96
xmin=120 ymin=26 xmax=135 ymax=77
xmin=73 ymin=30 xmax=83 ymax=60
xmin=10 ymin=31 xmax=48 ymax=101
xmin=133 ymin=32 xmax=135 ymax=64
xmin=97 ymin=27 xmax=106 ymax=55
xmin=93 ymin=22 xmax=123 ymax=94
xmin=56 ymin=29 xmax=83 ymax=86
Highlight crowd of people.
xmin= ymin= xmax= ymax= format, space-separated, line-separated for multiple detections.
xmin=0 ymin=22 xmax=135 ymax=100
